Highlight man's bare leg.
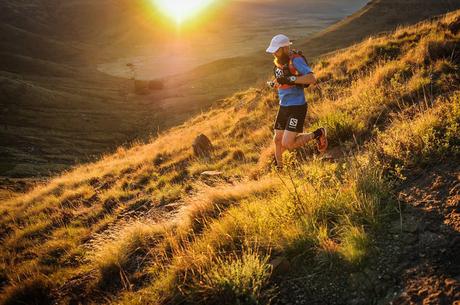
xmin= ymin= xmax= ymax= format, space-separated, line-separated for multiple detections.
xmin=293 ymin=132 xmax=315 ymax=147
xmin=274 ymin=130 xmax=286 ymax=168
xmin=281 ymin=130 xmax=315 ymax=150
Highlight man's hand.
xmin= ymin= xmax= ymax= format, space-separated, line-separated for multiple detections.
xmin=276 ymin=76 xmax=297 ymax=85
xmin=267 ymin=80 xmax=276 ymax=88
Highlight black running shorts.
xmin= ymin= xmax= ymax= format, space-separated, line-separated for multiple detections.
xmin=273 ymin=104 xmax=307 ymax=132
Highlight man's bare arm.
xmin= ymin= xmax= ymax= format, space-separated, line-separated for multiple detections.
xmin=294 ymin=73 xmax=316 ymax=85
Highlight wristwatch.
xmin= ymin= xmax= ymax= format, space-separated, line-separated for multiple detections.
xmin=277 ymin=76 xmax=297 ymax=85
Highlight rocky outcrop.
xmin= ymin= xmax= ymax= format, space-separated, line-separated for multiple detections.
xmin=192 ymin=134 xmax=213 ymax=157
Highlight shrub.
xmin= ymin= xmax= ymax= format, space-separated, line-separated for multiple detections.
xmin=90 ymin=222 xmax=162 ymax=290
xmin=187 ymin=250 xmax=272 ymax=305
xmin=1 ymin=277 xmax=54 ymax=305
xmin=339 ymin=226 xmax=371 ymax=264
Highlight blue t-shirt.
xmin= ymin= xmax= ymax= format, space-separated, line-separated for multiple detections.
xmin=278 ymin=57 xmax=312 ymax=106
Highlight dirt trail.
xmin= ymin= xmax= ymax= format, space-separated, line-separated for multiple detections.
xmin=392 ymin=161 xmax=460 ymax=304
xmin=268 ymin=158 xmax=460 ymax=305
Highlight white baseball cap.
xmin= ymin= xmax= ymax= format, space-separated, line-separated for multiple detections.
xmin=266 ymin=34 xmax=292 ymax=53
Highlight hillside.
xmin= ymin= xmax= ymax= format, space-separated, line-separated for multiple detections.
xmin=1 ymin=9 xmax=459 ymax=305
xmin=0 ymin=0 xmax=354 ymax=177
xmin=0 ymin=0 xmax=215 ymax=177
xmin=2 ymin=0 xmax=460 ymax=177
xmin=0 ymin=0 xmax=150 ymax=177
xmin=174 ymin=0 xmax=460 ymax=90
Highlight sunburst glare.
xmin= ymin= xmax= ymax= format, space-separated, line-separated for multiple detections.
xmin=152 ymin=0 xmax=216 ymax=24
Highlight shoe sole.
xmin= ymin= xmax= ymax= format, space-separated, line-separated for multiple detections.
xmin=318 ymin=128 xmax=328 ymax=153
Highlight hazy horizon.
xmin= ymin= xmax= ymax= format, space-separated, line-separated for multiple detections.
xmin=97 ymin=0 xmax=368 ymax=80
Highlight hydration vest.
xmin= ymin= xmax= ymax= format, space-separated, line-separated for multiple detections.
xmin=273 ymin=50 xmax=309 ymax=89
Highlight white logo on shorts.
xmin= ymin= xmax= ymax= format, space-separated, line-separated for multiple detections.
xmin=289 ymin=118 xmax=298 ymax=127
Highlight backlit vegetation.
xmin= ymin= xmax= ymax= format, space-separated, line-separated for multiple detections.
xmin=1 ymin=10 xmax=459 ymax=305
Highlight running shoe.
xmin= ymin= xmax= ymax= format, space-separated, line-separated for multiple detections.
xmin=316 ymin=127 xmax=328 ymax=153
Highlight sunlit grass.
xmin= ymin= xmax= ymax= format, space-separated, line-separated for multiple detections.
xmin=1 ymin=10 xmax=459 ymax=304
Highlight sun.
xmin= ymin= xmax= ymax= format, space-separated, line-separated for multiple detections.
xmin=152 ymin=0 xmax=216 ymax=24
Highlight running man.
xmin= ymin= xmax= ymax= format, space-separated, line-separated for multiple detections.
xmin=266 ymin=34 xmax=328 ymax=168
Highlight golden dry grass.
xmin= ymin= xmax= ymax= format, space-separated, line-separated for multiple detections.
xmin=1 ymin=10 xmax=460 ymax=305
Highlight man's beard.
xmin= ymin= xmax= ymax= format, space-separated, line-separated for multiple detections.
xmin=278 ymin=51 xmax=290 ymax=65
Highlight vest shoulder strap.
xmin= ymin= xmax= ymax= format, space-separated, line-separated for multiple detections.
xmin=290 ymin=50 xmax=309 ymax=66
